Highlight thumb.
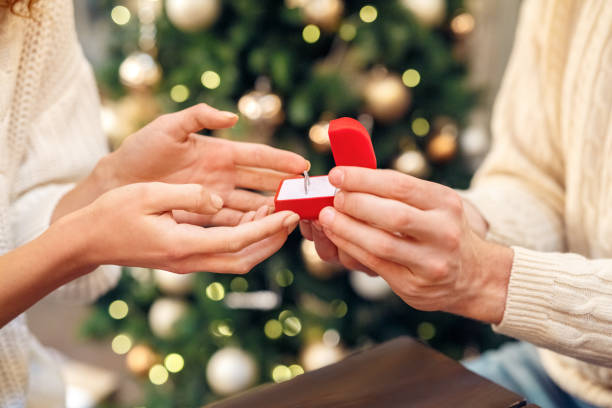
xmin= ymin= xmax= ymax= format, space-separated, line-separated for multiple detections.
xmin=140 ymin=182 xmax=224 ymax=215
xmin=157 ymin=103 xmax=238 ymax=140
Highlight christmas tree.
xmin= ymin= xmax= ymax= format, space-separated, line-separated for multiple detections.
xmin=84 ymin=0 xmax=504 ymax=406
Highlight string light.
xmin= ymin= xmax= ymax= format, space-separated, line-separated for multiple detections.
xmin=412 ymin=117 xmax=430 ymax=136
xmin=170 ymin=84 xmax=190 ymax=102
xmin=264 ymin=319 xmax=283 ymax=339
xmin=402 ymin=69 xmax=421 ymax=87
xmin=339 ymin=23 xmax=356 ymax=41
xmin=149 ymin=364 xmax=169 ymax=385
xmin=272 ymin=365 xmax=292 ymax=383
xmin=275 ymin=269 xmax=294 ymax=287
xmin=201 ymin=71 xmax=221 ymax=89
xmin=230 ymin=277 xmax=249 ymax=292
xmin=111 ymin=334 xmax=132 ymax=355
xmin=111 ymin=6 xmax=131 ymax=25
xmin=164 ymin=353 xmax=185 ymax=373
xmin=359 ymin=5 xmax=378 ymax=23
xmin=322 ymin=329 xmax=340 ymax=347
xmin=108 ymin=300 xmax=129 ymax=320
xmin=206 ymin=282 xmax=225 ymax=301
xmin=302 ymin=24 xmax=321 ymax=43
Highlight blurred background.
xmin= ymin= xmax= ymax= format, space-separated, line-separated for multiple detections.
xmin=28 ymin=0 xmax=522 ymax=406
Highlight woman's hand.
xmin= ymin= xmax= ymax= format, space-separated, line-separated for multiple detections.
xmin=96 ymin=103 xmax=310 ymax=226
xmin=60 ymin=182 xmax=300 ymax=274
xmin=314 ymin=167 xmax=513 ymax=324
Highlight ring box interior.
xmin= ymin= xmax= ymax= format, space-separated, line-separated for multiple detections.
xmin=274 ymin=117 xmax=377 ymax=220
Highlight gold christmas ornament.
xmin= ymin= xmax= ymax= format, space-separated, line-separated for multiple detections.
xmin=363 ymin=69 xmax=411 ymax=123
xmin=148 ymin=298 xmax=188 ymax=339
xmin=427 ymin=131 xmax=458 ymax=162
xmin=100 ymin=94 xmax=161 ymax=149
xmin=165 ymin=0 xmax=220 ymax=31
xmin=393 ymin=149 xmax=430 ymax=179
xmin=206 ymin=347 xmax=258 ymax=396
xmin=302 ymin=0 xmax=344 ymax=32
xmin=153 ymin=269 xmax=195 ymax=296
xmin=301 ymin=239 xmax=342 ymax=279
xmin=308 ymin=121 xmax=331 ymax=152
xmin=126 ymin=344 xmax=160 ymax=376
xmin=300 ymin=340 xmax=346 ymax=371
xmin=119 ymin=52 xmax=161 ymax=90
xmin=451 ymin=12 xmax=475 ymax=37
xmin=238 ymin=90 xmax=284 ymax=126
xmin=401 ymin=0 xmax=446 ymax=27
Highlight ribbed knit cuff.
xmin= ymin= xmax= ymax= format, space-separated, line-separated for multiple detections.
xmin=492 ymin=246 xmax=557 ymax=341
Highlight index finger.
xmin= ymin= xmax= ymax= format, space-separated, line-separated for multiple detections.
xmin=176 ymin=211 xmax=299 ymax=254
xmin=157 ymin=103 xmax=239 ymax=139
xmin=230 ymin=140 xmax=310 ymax=174
xmin=328 ymin=167 xmax=450 ymax=210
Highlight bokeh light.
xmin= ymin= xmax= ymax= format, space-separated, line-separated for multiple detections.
xmin=331 ymin=299 xmax=348 ymax=317
xmin=303 ymin=24 xmax=321 ymax=43
xmin=111 ymin=6 xmax=131 ymax=25
xmin=111 ymin=334 xmax=132 ymax=355
xmin=230 ymin=277 xmax=248 ymax=292
xmin=282 ymin=316 xmax=302 ymax=336
xmin=201 ymin=71 xmax=221 ymax=89
xmin=417 ymin=322 xmax=436 ymax=341
xmin=275 ymin=269 xmax=294 ymax=287
xmin=108 ymin=300 xmax=128 ymax=320
xmin=164 ymin=353 xmax=185 ymax=373
xmin=170 ymin=84 xmax=189 ymax=102
xmin=359 ymin=5 xmax=378 ymax=23
xmin=206 ymin=282 xmax=225 ymax=301
xmin=402 ymin=69 xmax=421 ymax=88
xmin=289 ymin=364 xmax=305 ymax=377
xmin=264 ymin=319 xmax=283 ymax=339
xmin=149 ymin=364 xmax=169 ymax=385
xmin=272 ymin=365 xmax=292 ymax=383
xmin=339 ymin=23 xmax=357 ymax=41
xmin=412 ymin=117 xmax=430 ymax=136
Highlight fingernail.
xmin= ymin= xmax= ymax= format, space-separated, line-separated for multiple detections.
xmin=329 ymin=168 xmax=344 ymax=186
xmin=211 ymin=193 xmax=224 ymax=209
xmin=287 ymin=222 xmax=299 ymax=234
xmin=305 ymin=160 xmax=312 ymax=172
xmin=334 ymin=191 xmax=344 ymax=208
xmin=319 ymin=207 xmax=335 ymax=226
xmin=267 ymin=205 xmax=275 ymax=215
xmin=283 ymin=213 xmax=300 ymax=228
xmin=222 ymin=111 xmax=239 ymax=120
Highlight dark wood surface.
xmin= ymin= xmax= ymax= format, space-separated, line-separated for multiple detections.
xmin=209 ymin=337 xmax=529 ymax=408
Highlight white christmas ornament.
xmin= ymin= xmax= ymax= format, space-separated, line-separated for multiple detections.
xmin=148 ymin=298 xmax=188 ymax=339
xmin=119 ymin=52 xmax=161 ymax=89
xmin=206 ymin=347 xmax=258 ymax=396
xmin=401 ymin=0 xmax=446 ymax=27
xmin=300 ymin=341 xmax=345 ymax=371
xmin=165 ymin=0 xmax=220 ymax=31
xmin=349 ymin=270 xmax=392 ymax=300
xmin=153 ymin=269 xmax=195 ymax=296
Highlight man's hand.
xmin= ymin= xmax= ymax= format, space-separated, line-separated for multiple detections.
xmin=311 ymin=167 xmax=513 ymax=324
xmin=98 ymin=103 xmax=310 ymax=226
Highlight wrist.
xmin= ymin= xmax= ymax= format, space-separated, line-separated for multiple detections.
xmin=40 ymin=211 xmax=98 ymax=282
xmin=91 ymin=154 xmax=122 ymax=194
xmin=457 ymin=235 xmax=513 ymax=324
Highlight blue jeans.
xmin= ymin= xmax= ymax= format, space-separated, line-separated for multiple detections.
xmin=463 ymin=342 xmax=599 ymax=408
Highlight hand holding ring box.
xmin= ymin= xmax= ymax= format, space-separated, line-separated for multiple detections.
xmin=274 ymin=117 xmax=377 ymax=220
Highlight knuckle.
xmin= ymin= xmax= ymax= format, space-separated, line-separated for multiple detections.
xmin=373 ymin=238 xmax=395 ymax=258
xmin=444 ymin=191 xmax=464 ymax=215
xmin=393 ymin=210 xmax=412 ymax=231
xmin=442 ymin=226 xmax=461 ymax=250
xmin=429 ymin=259 xmax=450 ymax=280
xmin=166 ymin=244 xmax=188 ymax=261
xmin=225 ymin=237 xmax=244 ymax=253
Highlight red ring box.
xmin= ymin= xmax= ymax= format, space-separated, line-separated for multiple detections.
xmin=274 ymin=117 xmax=377 ymax=220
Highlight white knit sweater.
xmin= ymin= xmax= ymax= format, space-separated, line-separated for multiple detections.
xmin=461 ymin=0 xmax=612 ymax=405
xmin=0 ymin=1 xmax=119 ymax=407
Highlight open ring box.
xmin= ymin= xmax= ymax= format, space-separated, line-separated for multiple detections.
xmin=274 ymin=117 xmax=377 ymax=220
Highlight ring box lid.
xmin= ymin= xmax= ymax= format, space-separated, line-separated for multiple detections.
xmin=328 ymin=117 xmax=377 ymax=169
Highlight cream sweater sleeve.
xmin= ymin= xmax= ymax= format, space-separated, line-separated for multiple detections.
xmin=463 ymin=0 xmax=612 ymax=367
